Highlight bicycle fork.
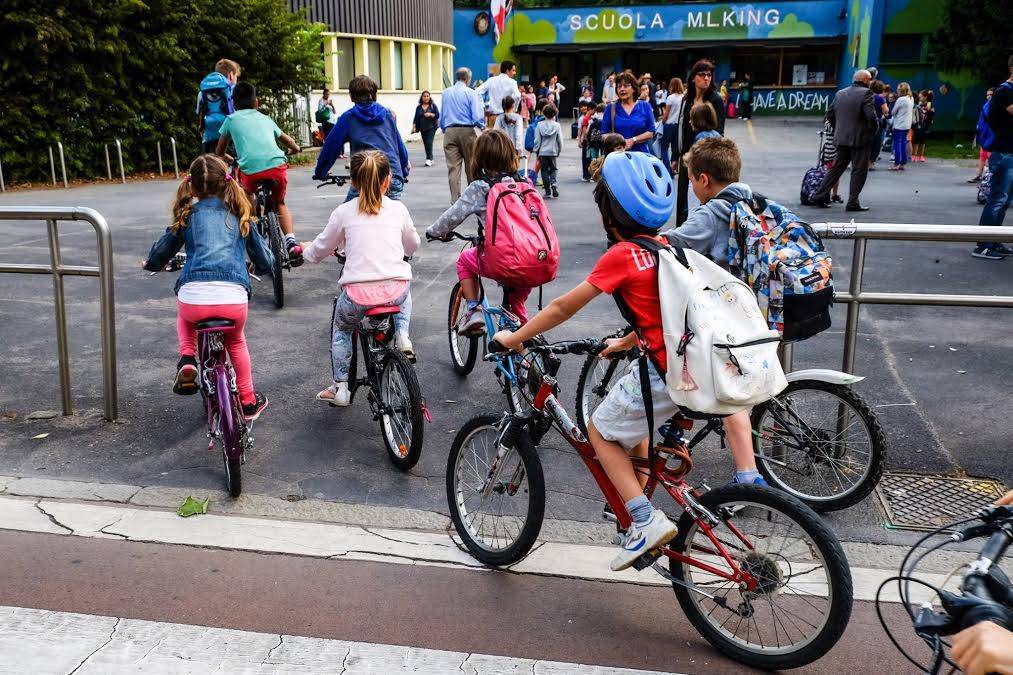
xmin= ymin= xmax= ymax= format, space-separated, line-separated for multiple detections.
xmin=480 ymin=415 xmax=527 ymax=499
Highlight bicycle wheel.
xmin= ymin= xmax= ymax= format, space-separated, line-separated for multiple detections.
xmin=378 ymin=348 xmax=424 ymax=471
xmin=215 ymin=369 xmax=243 ymax=498
xmin=447 ymin=281 xmax=479 ymax=375
xmin=575 ymin=352 xmax=626 ymax=437
xmin=668 ymin=484 xmax=852 ymax=670
xmin=266 ymin=213 xmax=285 ymax=309
xmin=447 ymin=413 xmax=545 ymax=566
xmin=502 ymin=339 xmax=549 ymax=414
xmin=751 ymin=380 xmax=886 ymax=512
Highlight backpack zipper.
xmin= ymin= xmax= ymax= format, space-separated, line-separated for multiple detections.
xmin=712 ymin=335 xmax=781 ymax=349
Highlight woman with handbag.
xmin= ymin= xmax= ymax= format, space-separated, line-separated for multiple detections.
xmin=412 ymin=91 xmax=440 ymax=167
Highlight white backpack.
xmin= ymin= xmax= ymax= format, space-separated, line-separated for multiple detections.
xmin=622 ymin=239 xmax=787 ymax=416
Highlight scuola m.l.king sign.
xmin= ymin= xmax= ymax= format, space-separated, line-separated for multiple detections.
xmin=568 ymin=8 xmax=784 ymax=32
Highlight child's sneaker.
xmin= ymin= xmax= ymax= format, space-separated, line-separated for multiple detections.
xmin=972 ymin=246 xmax=1005 ymax=260
xmin=242 ymin=392 xmax=269 ymax=422
xmin=396 ymin=332 xmax=416 ymax=363
xmin=173 ymin=356 xmax=199 ymax=395
xmin=731 ymin=472 xmax=769 ymax=487
xmin=457 ymin=306 xmax=485 ymax=336
xmin=610 ymin=509 xmax=678 ymax=572
xmin=286 ymin=240 xmax=304 ymax=268
xmin=424 ymin=159 xmax=433 ymax=167
xmin=316 ymin=382 xmax=350 ymax=407
xmin=551 ymin=185 xmax=559 ymax=198
xmin=544 ymin=188 xmax=552 ymax=199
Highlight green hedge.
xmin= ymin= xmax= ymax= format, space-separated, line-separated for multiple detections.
xmin=0 ymin=0 xmax=325 ymax=184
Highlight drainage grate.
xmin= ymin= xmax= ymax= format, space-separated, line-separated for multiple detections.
xmin=875 ymin=473 xmax=1006 ymax=532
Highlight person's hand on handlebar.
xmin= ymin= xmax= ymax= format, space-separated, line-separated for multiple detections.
xmin=600 ymin=332 xmax=638 ymax=359
xmin=951 ymin=621 xmax=1013 ymax=675
xmin=492 ymin=329 xmax=523 ymax=353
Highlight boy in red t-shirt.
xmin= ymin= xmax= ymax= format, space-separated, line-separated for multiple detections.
xmin=577 ymin=101 xmax=595 ymax=181
xmin=494 ymin=151 xmax=760 ymax=572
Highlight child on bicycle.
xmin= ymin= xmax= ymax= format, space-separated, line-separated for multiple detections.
xmin=301 ymin=150 xmax=420 ymax=407
xmin=493 ymin=150 xmax=764 ymax=572
xmin=142 ymin=154 xmax=273 ymax=421
xmin=426 ymin=129 xmax=532 ymax=336
xmin=215 ymin=82 xmax=304 ymax=265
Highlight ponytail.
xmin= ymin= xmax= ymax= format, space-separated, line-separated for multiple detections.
xmin=350 ymin=150 xmax=390 ymax=216
xmin=171 ymin=154 xmax=252 ymax=236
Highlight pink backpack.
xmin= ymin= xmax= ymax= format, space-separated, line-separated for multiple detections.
xmin=477 ymin=180 xmax=560 ymax=288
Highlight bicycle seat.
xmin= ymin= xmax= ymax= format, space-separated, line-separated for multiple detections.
xmin=196 ymin=319 xmax=235 ymax=331
xmin=364 ymin=306 xmax=400 ymax=317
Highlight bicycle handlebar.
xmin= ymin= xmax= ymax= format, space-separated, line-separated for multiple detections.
xmin=488 ymin=338 xmax=607 ymax=358
xmin=316 ymin=174 xmax=350 ymax=188
xmin=427 ymin=231 xmax=480 ymax=244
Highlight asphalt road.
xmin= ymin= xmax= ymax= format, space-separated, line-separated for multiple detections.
xmin=0 ymin=118 xmax=1010 ymax=549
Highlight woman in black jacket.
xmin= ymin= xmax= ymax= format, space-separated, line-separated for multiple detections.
xmin=412 ymin=91 xmax=440 ymax=166
xmin=676 ymin=59 xmax=726 ymax=225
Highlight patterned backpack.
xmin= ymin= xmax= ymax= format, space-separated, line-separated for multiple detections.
xmin=724 ymin=193 xmax=834 ymax=342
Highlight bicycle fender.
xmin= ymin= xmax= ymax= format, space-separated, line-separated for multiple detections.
xmin=784 ymin=368 xmax=864 ymax=385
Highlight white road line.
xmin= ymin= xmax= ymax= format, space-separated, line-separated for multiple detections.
xmin=0 ymin=495 xmax=954 ymax=604
xmin=0 ymin=605 xmax=678 ymax=675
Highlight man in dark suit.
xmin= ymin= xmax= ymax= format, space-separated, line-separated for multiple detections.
xmin=812 ymin=69 xmax=878 ymax=211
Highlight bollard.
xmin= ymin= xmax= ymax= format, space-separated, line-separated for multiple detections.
xmin=156 ymin=140 xmax=163 ymax=176
xmin=49 ymin=146 xmax=57 ymax=185
xmin=115 ymin=139 xmax=125 ymax=184
xmin=57 ymin=142 xmax=68 ymax=188
xmin=170 ymin=137 xmax=179 ymax=179
xmin=0 ymin=156 xmax=5 ymax=193
xmin=104 ymin=144 xmax=112 ymax=180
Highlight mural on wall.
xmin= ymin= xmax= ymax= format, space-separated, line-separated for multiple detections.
xmin=768 ymin=14 xmax=815 ymax=38
xmin=751 ymin=88 xmax=834 ymax=114
xmin=847 ymin=0 xmax=874 ymax=70
xmin=573 ymin=10 xmax=636 ymax=43
xmin=493 ymin=13 xmax=557 ymax=63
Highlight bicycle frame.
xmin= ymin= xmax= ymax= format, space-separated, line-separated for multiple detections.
xmin=197 ymin=327 xmax=247 ymax=460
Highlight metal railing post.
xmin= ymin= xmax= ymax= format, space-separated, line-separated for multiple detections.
xmin=170 ymin=137 xmax=179 ymax=179
xmin=46 ymin=219 xmax=73 ymax=415
xmin=0 ymin=156 xmax=5 ymax=192
xmin=57 ymin=142 xmax=68 ymax=188
xmin=157 ymin=140 xmax=163 ymax=176
xmin=104 ymin=144 xmax=112 ymax=180
xmin=48 ymin=146 xmax=57 ymax=186
xmin=90 ymin=209 xmax=118 ymax=421
xmin=777 ymin=342 xmax=794 ymax=373
xmin=842 ymin=238 xmax=867 ymax=375
xmin=115 ymin=139 xmax=125 ymax=184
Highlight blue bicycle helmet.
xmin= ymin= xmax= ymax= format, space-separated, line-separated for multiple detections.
xmin=599 ymin=151 xmax=674 ymax=231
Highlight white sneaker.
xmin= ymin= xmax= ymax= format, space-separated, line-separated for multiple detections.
xmin=425 ymin=159 xmax=433 ymax=167
xmin=396 ymin=332 xmax=416 ymax=363
xmin=457 ymin=306 xmax=486 ymax=336
xmin=610 ymin=509 xmax=678 ymax=572
xmin=317 ymin=382 xmax=351 ymax=407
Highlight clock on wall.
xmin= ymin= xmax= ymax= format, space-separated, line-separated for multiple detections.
xmin=475 ymin=11 xmax=490 ymax=36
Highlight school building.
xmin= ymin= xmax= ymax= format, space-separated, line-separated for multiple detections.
xmin=452 ymin=0 xmax=981 ymax=131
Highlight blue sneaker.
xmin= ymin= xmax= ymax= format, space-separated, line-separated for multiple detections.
xmin=731 ymin=473 xmax=768 ymax=487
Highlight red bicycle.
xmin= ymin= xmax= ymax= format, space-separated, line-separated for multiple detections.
xmin=446 ymin=339 xmax=853 ymax=670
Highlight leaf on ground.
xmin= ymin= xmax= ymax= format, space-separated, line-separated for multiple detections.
xmin=31 ymin=433 xmax=49 ymax=439
xmin=176 ymin=495 xmax=210 ymax=518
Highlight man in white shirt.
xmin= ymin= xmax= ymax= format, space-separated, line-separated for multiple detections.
xmin=477 ymin=60 xmax=522 ymax=128
xmin=602 ymin=72 xmax=616 ymax=104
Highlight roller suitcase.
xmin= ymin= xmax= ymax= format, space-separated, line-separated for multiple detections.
xmin=800 ymin=131 xmax=827 ymax=206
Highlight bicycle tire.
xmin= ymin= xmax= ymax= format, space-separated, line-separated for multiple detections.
xmin=447 ymin=413 xmax=545 ymax=566
xmin=379 ymin=349 xmax=424 ymax=471
xmin=447 ymin=281 xmax=479 ymax=375
xmin=216 ymin=368 xmax=243 ymax=498
xmin=574 ymin=351 xmax=625 ymax=437
xmin=502 ymin=339 xmax=549 ymax=414
xmin=751 ymin=380 xmax=887 ymax=513
xmin=668 ymin=484 xmax=853 ymax=670
xmin=266 ymin=212 xmax=285 ymax=309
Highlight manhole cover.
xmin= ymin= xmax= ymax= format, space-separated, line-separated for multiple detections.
xmin=875 ymin=473 xmax=1006 ymax=532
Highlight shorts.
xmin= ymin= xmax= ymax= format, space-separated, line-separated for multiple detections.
xmin=981 ymin=148 xmax=992 ymax=162
xmin=238 ymin=163 xmax=289 ymax=204
xmin=590 ymin=361 xmax=678 ymax=451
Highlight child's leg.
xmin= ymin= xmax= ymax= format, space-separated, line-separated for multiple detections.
xmin=217 ymin=304 xmax=256 ymax=406
xmin=277 ymin=203 xmax=294 ymax=237
xmin=176 ymin=301 xmax=199 ymax=357
xmin=538 ymin=155 xmax=550 ymax=189
xmin=588 ymin=422 xmax=647 ymax=501
xmin=504 ymin=286 xmax=532 ymax=324
xmin=331 ymin=292 xmax=366 ymax=382
xmin=456 ymin=248 xmax=482 ymax=302
xmin=722 ymin=410 xmax=758 ymax=474
xmin=393 ymin=285 xmax=412 ymax=337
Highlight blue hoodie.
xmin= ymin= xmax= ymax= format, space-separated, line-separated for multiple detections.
xmin=314 ymin=101 xmax=410 ymax=181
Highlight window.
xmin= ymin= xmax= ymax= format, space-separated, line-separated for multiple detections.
xmin=731 ymin=49 xmax=780 ymax=87
xmin=783 ymin=49 xmax=838 ymax=86
xmin=880 ymin=34 xmax=925 ymax=64
xmin=335 ymin=38 xmax=354 ymax=89
xmin=393 ymin=42 xmax=404 ymax=90
xmin=367 ymin=40 xmax=381 ymax=83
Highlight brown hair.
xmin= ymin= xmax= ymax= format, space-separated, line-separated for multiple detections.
xmin=589 ymin=134 xmax=628 ymax=182
xmin=470 ymin=129 xmax=519 ymax=179
xmin=668 ymin=77 xmax=685 ymax=96
xmin=172 ymin=155 xmax=252 ymax=235
xmin=686 ymin=137 xmax=741 ymax=185
xmin=349 ymin=75 xmax=378 ymax=103
xmin=689 ymin=102 xmax=718 ymax=132
xmin=350 ymin=150 xmax=391 ymax=216
xmin=214 ymin=59 xmax=241 ymax=78
xmin=897 ymin=82 xmax=912 ymax=97
xmin=543 ymin=103 xmax=558 ymax=119
xmin=614 ymin=71 xmax=639 ymax=95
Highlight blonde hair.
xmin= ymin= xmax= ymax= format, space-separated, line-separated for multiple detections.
xmin=350 ymin=150 xmax=391 ymax=216
xmin=172 ymin=154 xmax=253 ymax=236
xmin=215 ymin=59 xmax=241 ymax=78
xmin=668 ymin=77 xmax=685 ymax=96
xmin=470 ymin=129 xmax=518 ymax=179
xmin=897 ymin=82 xmax=912 ymax=97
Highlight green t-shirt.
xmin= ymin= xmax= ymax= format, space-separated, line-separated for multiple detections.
xmin=219 ymin=109 xmax=286 ymax=176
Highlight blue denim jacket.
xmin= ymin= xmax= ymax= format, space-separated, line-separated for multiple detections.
xmin=143 ymin=197 xmax=274 ymax=294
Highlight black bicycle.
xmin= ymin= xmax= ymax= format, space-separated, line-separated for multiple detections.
xmin=253 ymin=178 xmax=306 ymax=309
xmin=879 ymin=500 xmax=1013 ymax=673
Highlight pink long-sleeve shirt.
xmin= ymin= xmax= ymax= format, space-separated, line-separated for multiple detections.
xmin=304 ymin=196 xmax=421 ymax=286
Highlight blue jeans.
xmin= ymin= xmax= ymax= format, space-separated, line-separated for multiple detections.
xmin=660 ymin=123 xmax=679 ymax=175
xmin=978 ymin=152 xmax=1013 ymax=249
xmin=344 ymin=175 xmax=405 ymax=203
xmin=331 ymin=286 xmax=411 ymax=381
xmin=892 ymin=129 xmax=909 ymax=166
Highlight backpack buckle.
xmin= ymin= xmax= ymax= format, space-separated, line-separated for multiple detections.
xmin=676 ymin=331 xmax=694 ymax=357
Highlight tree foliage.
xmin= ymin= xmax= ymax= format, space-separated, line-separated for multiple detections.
xmin=0 ymin=0 xmax=324 ymax=184
xmin=932 ymin=0 xmax=1013 ymax=89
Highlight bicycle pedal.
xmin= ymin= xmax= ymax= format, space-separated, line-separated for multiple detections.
xmin=632 ymin=548 xmax=663 ymax=571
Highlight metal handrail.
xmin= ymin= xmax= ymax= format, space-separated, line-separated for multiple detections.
xmin=806 ymin=223 xmax=1013 ymax=374
xmin=0 ymin=207 xmax=117 ymax=420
